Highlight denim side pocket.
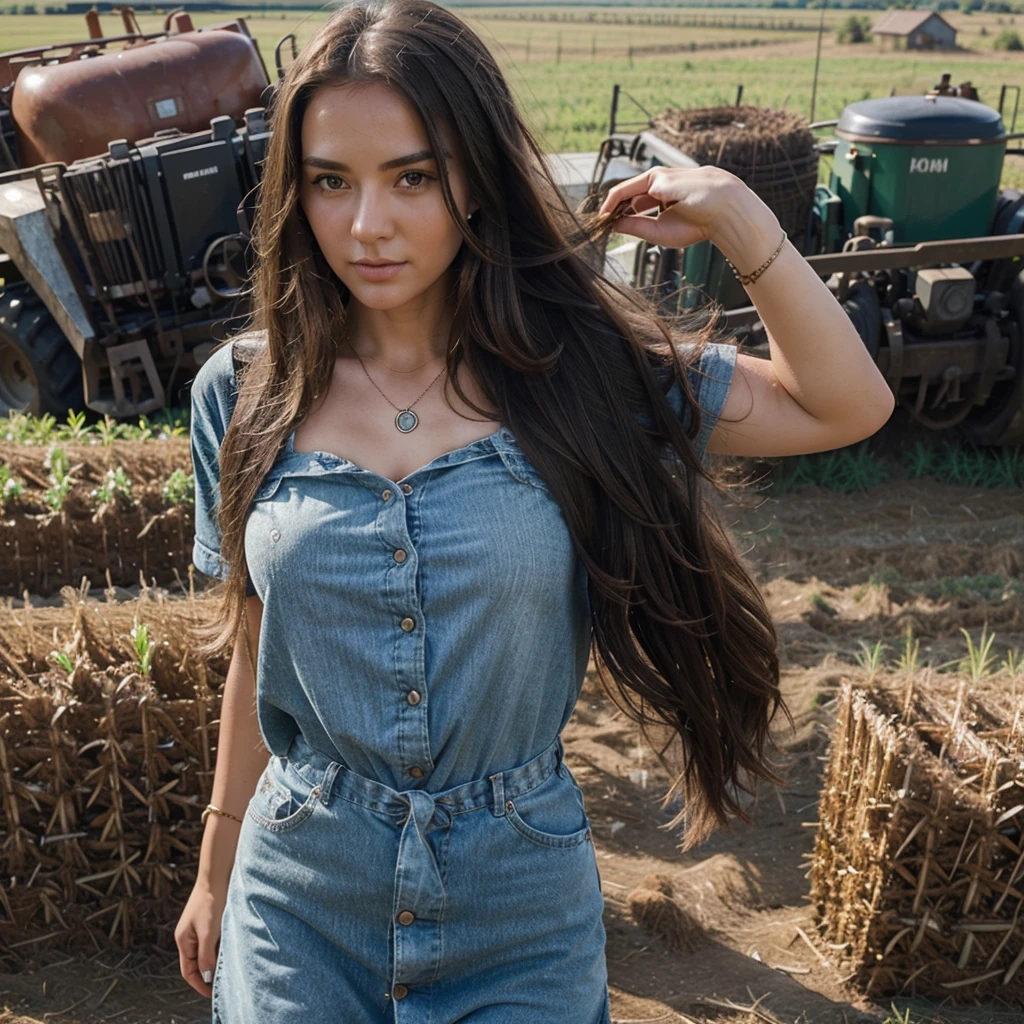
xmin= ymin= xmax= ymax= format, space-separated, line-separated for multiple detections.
xmin=502 ymin=766 xmax=591 ymax=849
xmin=246 ymin=756 xmax=323 ymax=834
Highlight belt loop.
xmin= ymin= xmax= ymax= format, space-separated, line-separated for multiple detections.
xmin=320 ymin=761 xmax=342 ymax=807
xmin=490 ymin=771 xmax=506 ymax=817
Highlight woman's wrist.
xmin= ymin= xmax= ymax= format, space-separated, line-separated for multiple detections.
xmin=709 ymin=191 xmax=784 ymax=279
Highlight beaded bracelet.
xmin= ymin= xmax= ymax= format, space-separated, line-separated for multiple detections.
xmin=201 ymin=803 xmax=245 ymax=826
xmin=723 ymin=228 xmax=788 ymax=287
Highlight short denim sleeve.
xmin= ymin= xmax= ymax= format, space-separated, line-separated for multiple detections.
xmin=655 ymin=341 xmax=738 ymax=461
xmin=189 ymin=340 xmax=257 ymax=596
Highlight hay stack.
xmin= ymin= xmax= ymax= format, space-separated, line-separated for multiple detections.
xmin=0 ymin=586 xmax=231 ymax=958
xmin=649 ymin=104 xmax=818 ymax=243
xmin=811 ymin=677 xmax=1024 ymax=1002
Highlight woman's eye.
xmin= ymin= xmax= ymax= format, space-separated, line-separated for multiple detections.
xmin=313 ymin=174 xmax=344 ymax=192
xmin=401 ymin=171 xmax=433 ymax=189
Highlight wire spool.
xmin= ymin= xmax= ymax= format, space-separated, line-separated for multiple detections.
xmin=649 ymin=104 xmax=820 ymax=244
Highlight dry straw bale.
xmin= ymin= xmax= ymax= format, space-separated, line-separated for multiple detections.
xmin=0 ymin=583 xmax=232 ymax=959
xmin=811 ymin=675 xmax=1024 ymax=1003
xmin=649 ymin=104 xmax=818 ymax=242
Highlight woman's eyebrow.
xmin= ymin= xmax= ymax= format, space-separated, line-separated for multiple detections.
xmin=302 ymin=149 xmax=450 ymax=172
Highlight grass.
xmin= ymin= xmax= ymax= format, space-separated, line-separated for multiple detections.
xmin=766 ymin=440 xmax=1024 ymax=494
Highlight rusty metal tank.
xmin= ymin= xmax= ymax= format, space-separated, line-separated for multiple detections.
xmin=11 ymin=25 xmax=269 ymax=166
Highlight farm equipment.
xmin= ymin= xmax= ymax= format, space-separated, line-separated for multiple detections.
xmin=4 ymin=13 xmax=1024 ymax=449
xmin=586 ymin=75 xmax=1024 ymax=445
xmin=0 ymin=9 xmax=273 ymax=418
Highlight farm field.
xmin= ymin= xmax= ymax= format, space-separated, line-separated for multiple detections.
xmin=3 ymin=7 xmax=1024 ymax=186
xmin=2 ymin=6 xmax=1024 ymax=1023
xmin=0 ymin=410 xmax=1022 ymax=1023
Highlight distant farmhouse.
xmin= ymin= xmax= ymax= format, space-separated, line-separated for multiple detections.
xmin=871 ymin=11 xmax=958 ymax=50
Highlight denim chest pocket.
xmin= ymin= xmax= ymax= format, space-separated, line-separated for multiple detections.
xmin=247 ymin=755 xmax=323 ymax=834
xmin=502 ymin=764 xmax=592 ymax=849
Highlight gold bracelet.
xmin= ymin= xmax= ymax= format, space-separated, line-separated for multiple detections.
xmin=723 ymin=228 xmax=787 ymax=287
xmin=201 ymin=803 xmax=245 ymax=826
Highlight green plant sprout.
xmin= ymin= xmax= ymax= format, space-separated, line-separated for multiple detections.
xmin=95 ymin=414 xmax=126 ymax=446
xmin=896 ymin=622 xmax=921 ymax=675
xmin=1000 ymin=646 xmax=1023 ymax=677
xmin=48 ymin=650 xmax=74 ymax=674
xmin=162 ymin=468 xmax=194 ymax=506
xmin=856 ymin=638 xmax=889 ymax=681
xmin=56 ymin=409 xmax=90 ymax=442
xmin=42 ymin=445 xmax=74 ymax=513
xmin=0 ymin=465 xmax=23 ymax=508
xmin=959 ymin=624 xmax=998 ymax=684
xmin=90 ymin=466 xmax=133 ymax=506
xmin=129 ymin=616 xmax=154 ymax=677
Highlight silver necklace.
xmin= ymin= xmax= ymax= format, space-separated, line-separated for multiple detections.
xmin=346 ymin=339 xmax=457 ymax=433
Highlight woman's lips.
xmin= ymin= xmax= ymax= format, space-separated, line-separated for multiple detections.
xmin=352 ymin=262 xmax=407 ymax=281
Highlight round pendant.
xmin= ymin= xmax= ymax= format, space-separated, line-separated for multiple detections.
xmin=396 ymin=409 xmax=419 ymax=433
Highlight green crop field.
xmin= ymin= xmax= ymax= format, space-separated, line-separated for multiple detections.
xmin=3 ymin=6 xmax=1024 ymax=188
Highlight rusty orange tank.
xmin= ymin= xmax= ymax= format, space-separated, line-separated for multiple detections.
xmin=11 ymin=25 xmax=269 ymax=166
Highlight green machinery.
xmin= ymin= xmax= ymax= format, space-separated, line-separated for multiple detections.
xmin=590 ymin=75 xmax=1024 ymax=446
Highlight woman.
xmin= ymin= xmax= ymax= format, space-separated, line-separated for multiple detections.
xmin=175 ymin=0 xmax=894 ymax=1019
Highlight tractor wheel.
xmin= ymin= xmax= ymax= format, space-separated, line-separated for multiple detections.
xmin=961 ymin=271 xmax=1024 ymax=447
xmin=0 ymin=290 xmax=84 ymax=418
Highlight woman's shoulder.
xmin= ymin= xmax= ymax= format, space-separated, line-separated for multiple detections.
xmin=189 ymin=330 xmax=268 ymax=437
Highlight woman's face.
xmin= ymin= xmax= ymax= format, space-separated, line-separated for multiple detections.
xmin=298 ymin=80 xmax=477 ymax=314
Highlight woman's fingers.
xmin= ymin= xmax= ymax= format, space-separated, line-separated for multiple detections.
xmin=608 ymin=214 xmax=706 ymax=249
xmin=198 ymin=932 xmax=219 ymax=990
xmin=598 ymin=169 xmax=661 ymax=217
xmin=176 ymin=920 xmax=215 ymax=998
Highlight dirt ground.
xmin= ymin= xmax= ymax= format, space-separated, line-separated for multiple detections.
xmin=1 ymin=454 xmax=1022 ymax=1023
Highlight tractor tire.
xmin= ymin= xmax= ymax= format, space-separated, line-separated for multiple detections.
xmin=0 ymin=289 xmax=84 ymax=418
xmin=961 ymin=270 xmax=1024 ymax=447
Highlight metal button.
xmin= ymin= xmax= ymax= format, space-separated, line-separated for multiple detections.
xmin=393 ymin=984 xmax=409 ymax=1000
xmin=398 ymin=910 xmax=416 ymax=926
xmin=270 ymin=529 xmax=280 ymax=542
xmin=506 ymin=800 xmax=514 ymax=811
xmin=400 ymin=483 xmax=413 ymax=494
xmin=406 ymin=690 xmax=421 ymax=705
xmin=409 ymin=766 xmax=424 ymax=779
xmin=400 ymin=617 xmax=415 ymax=632
xmin=382 ymin=488 xmax=392 ymax=501
xmin=394 ymin=549 xmax=407 ymax=563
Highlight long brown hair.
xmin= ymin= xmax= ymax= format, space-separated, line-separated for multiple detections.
xmin=193 ymin=0 xmax=788 ymax=851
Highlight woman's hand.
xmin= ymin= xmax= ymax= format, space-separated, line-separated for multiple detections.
xmin=597 ymin=166 xmax=760 ymax=250
xmin=175 ymin=881 xmax=227 ymax=998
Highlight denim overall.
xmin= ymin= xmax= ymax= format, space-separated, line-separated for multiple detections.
xmin=189 ymin=334 xmax=737 ymax=1022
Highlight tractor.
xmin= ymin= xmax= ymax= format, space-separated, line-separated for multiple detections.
xmin=0 ymin=8 xmax=278 ymax=418
xmin=578 ymin=76 xmax=1024 ymax=446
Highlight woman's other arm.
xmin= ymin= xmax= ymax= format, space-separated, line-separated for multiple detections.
xmin=707 ymin=195 xmax=895 ymax=457
xmin=175 ymin=593 xmax=266 ymax=998
xmin=599 ymin=167 xmax=896 ymax=457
